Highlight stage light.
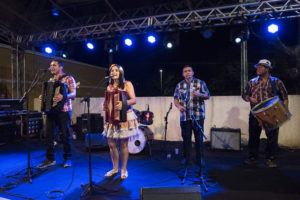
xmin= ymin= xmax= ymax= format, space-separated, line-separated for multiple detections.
xmin=51 ymin=8 xmax=59 ymax=16
xmin=62 ymin=53 xmax=67 ymax=58
xmin=86 ymin=42 xmax=94 ymax=50
xmin=201 ymin=28 xmax=213 ymax=39
xmin=166 ymin=42 xmax=173 ymax=49
xmin=235 ymin=37 xmax=242 ymax=44
xmin=124 ymin=38 xmax=133 ymax=47
xmin=147 ymin=35 xmax=156 ymax=44
xmin=44 ymin=46 xmax=53 ymax=54
xmin=104 ymin=39 xmax=118 ymax=53
xmin=267 ymin=23 xmax=279 ymax=34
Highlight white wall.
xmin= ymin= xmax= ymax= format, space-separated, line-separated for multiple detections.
xmin=34 ymin=95 xmax=300 ymax=148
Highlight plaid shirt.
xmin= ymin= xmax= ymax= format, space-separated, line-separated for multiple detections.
xmin=50 ymin=74 xmax=76 ymax=112
xmin=242 ymin=75 xmax=288 ymax=108
xmin=174 ymin=78 xmax=210 ymax=121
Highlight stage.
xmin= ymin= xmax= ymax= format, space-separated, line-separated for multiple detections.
xmin=0 ymin=139 xmax=300 ymax=200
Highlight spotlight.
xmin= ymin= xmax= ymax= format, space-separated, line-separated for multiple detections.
xmin=86 ymin=42 xmax=94 ymax=50
xmin=267 ymin=23 xmax=279 ymax=34
xmin=104 ymin=39 xmax=118 ymax=53
xmin=124 ymin=38 xmax=133 ymax=47
xmin=62 ymin=53 xmax=67 ymax=58
xmin=231 ymin=27 xmax=249 ymax=44
xmin=147 ymin=35 xmax=156 ymax=44
xmin=235 ymin=37 xmax=242 ymax=44
xmin=166 ymin=42 xmax=173 ymax=49
xmin=44 ymin=46 xmax=53 ymax=54
xmin=51 ymin=8 xmax=59 ymax=16
xmin=201 ymin=28 xmax=213 ymax=39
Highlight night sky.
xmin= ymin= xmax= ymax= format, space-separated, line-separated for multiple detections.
xmin=53 ymin=18 xmax=300 ymax=97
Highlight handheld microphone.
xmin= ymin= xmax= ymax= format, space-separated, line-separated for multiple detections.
xmin=105 ymin=75 xmax=113 ymax=79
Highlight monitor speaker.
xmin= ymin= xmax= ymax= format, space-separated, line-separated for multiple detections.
xmin=140 ymin=186 xmax=201 ymax=200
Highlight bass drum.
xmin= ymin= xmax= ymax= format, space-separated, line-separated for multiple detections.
xmin=128 ymin=127 xmax=146 ymax=154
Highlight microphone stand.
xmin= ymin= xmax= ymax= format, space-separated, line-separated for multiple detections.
xmin=162 ymin=103 xmax=172 ymax=154
xmin=80 ymin=77 xmax=109 ymax=199
xmin=7 ymin=70 xmax=48 ymax=184
xmin=180 ymin=78 xmax=208 ymax=192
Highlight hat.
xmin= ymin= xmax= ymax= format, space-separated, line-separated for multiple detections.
xmin=254 ymin=59 xmax=272 ymax=69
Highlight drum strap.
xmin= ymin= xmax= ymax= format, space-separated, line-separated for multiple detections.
xmin=270 ymin=77 xmax=278 ymax=97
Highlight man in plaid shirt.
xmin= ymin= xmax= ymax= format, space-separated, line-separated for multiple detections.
xmin=174 ymin=65 xmax=210 ymax=167
xmin=242 ymin=59 xmax=288 ymax=168
xmin=38 ymin=59 xmax=76 ymax=169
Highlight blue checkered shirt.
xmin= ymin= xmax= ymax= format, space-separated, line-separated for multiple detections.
xmin=174 ymin=78 xmax=210 ymax=121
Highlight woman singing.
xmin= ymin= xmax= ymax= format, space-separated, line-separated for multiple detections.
xmin=102 ymin=64 xmax=139 ymax=179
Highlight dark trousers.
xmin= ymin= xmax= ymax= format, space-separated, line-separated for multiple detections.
xmin=248 ymin=112 xmax=279 ymax=160
xmin=180 ymin=119 xmax=204 ymax=166
xmin=45 ymin=112 xmax=72 ymax=161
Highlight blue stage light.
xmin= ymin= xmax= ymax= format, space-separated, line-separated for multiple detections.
xmin=147 ymin=35 xmax=156 ymax=44
xmin=86 ymin=42 xmax=94 ymax=50
xmin=51 ymin=8 xmax=59 ymax=16
xmin=124 ymin=38 xmax=133 ymax=47
xmin=44 ymin=46 xmax=53 ymax=54
xmin=267 ymin=24 xmax=279 ymax=34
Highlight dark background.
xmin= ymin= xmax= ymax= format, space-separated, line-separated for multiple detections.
xmin=30 ymin=18 xmax=300 ymax=97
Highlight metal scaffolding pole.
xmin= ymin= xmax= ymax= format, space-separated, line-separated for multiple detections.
xmin=241 ymin=38 xmax=248 ymax=95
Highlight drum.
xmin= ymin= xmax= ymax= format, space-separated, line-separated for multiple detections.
xmin=128 ymin=126 xmax=153 ymax=154
xmin=251 ymin=97 xmax=291 ymax=130
xmin=140 ymin=111 xmax=154 ymax=125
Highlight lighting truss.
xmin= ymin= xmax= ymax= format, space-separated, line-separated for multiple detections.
xmin=11 ymin=0 xmax=300 ymax=44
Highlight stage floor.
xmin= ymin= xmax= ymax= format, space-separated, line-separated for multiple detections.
xmin=0 ymin=138 xmax=300 ymax=200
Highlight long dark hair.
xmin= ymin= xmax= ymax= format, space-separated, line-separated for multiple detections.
xmin=109 ymin=64 xmax=125 ymax=89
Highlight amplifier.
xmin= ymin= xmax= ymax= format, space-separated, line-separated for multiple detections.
xmin=76 ymin=113 xmax=103 ymax=139
xmin=210 ymin=128 xmax=241 ymax=151
xmin=0 ymin=111 xmax=43 ymax=142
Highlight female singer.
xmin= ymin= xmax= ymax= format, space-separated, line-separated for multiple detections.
xmin=102 ymin=64 xmax=139 ymax=179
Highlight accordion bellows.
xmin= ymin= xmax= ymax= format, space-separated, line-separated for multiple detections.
xmin=105 ymin=90 xmax=128 ymax=123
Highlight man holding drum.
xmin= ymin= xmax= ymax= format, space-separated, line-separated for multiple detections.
xmin=242 ymin=59 xmax=289 ymax=168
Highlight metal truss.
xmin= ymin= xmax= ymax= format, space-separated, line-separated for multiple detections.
xmin=16 ymin=0 xmax=300 ymax=44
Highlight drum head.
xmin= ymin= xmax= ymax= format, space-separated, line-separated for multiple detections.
xmin=128 ymin=128 xmax=146 ymax=154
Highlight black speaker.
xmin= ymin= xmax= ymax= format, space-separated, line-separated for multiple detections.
xmin=76 ymin=113 xmax=103 ymax=139
xmin=140 ymin=186 xmax=201 ymax=200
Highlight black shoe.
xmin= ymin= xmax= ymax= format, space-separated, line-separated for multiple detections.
xmin=38 ymin=159 xmax=56 ymax=169
xmin=63 ymin=159 xmax=72 ymax=168
xmin=266 ymin=159 xmax=277 ymax=168
xmin=244 ymin=157 xmax=258 ymax=165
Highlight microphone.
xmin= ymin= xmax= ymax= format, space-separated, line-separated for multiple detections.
xmin=105 ymin=75 xmax=113 ymax=79
xmin=40 ymin=68 xmax=49 ymax=72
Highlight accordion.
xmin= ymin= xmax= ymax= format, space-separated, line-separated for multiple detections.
xmin=105 ymin=90 xmax=128 ymax=123
xmin=41 ymin=81 xmax=67 ymax=113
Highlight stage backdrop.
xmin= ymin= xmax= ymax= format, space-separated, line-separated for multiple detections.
xmin=34 ymin=95 xmax=300 ymax=148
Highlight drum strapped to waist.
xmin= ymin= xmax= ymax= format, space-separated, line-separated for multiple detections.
xmin=251 ymin=97 xmax=291 ymax=130
xmin=41 ymin=81 xmax=67 ymax=113
xmin=128 ymin=126 xmax=154 ymax=154
xmin=105 ymin=90 xmax=128 ymax=123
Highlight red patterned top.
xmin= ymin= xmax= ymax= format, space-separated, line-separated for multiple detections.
xmin=242 ymin=76 xmax=288 ymax=108
xmin=50 ymin=74 xmax=76 ymax=112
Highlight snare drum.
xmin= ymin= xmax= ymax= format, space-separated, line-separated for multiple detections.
xmin=128 ymin=126 xmax=153 ymax=154
xmin=251 ymin=97 xmax=291 ymax=129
